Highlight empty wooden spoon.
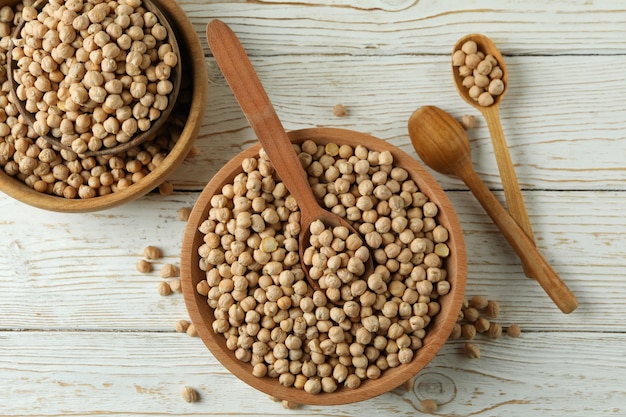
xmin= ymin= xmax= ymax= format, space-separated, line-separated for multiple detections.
xmin=452 ymin=34 xmax=535 ymax=278
xmin=206 ymin=19 xmax=373 ymax=293
xmin=408 ymin=105 xmax=577 ymax=314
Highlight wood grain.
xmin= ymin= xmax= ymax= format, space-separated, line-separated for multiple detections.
xmin=1 ymin=0 xmax=625 ymax=414
xmin=2 ymin=331 xmax=626 ymax=416
xmin=0 ymin=191 xmax=622 ymax=331
xmin=169 ymin=55 xmax=626 ymax=191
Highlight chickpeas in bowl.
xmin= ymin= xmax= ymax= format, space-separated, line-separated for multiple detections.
xmin=0 ymin=0 xmax=208 ymax=212
xmin=181 ymin=128 xmax=467 ymax=405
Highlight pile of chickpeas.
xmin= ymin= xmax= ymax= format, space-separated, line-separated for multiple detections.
xmin=11 ymin=0 xmax=178 ymax=154
xmin=303 ymin=220 xmax=371 ymax=303
xmin=452 ymin=40 xmax=505 ymax=107
xmin=196 ymin=140 xmax=452 ymax=394
xmin=0 ymin=1 xmax=187 ymax=199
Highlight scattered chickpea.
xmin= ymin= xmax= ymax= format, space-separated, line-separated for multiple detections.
xmin=461 ymin=323 xmax=476 ymax=340
xmin=159 ymin=181 xmax=174 ymax=196
xmin=160 ymin=263 xmax=179 ymax=278
xmin=180 ymin=385 xmax=199 ymax=403
xmin=463 ymin=342 xmax=481 ymax=359
xmin=475 ymin=317 xmax=491 ymax=333
xmin=186 ymin=323 xmax=198 ymax=337
xmin=401 ymin=376 xmax=415 ymax=391
xmin=419 ymin=399 xmax=438 ymax=414
xmin=486 ymin=322 xmax=502 ymax=339
xmin=462 ymin=307 xmax=479 ymax=322
xmin=281 ymin=400 xmax=300 ymax=410
xmin=178 ymin=207 xmax=192 ymax=221
xmin=485 ymin=300 xmax=500 ymax=318
xmin=157 ymin=281 xmax=172 ymax=296
xmin=136 ymin=259 xmax=152 ymax=273
xmin=143 ymin=245 xmax=161 ymax=260
xmin=169 ymin=278 xmax=182 ymax=293
xmin=449 ymin=323 xmax=462 ymax=339
xmin=186 ymin=145 xmax=200 ymax=159
xmin=460 ymin=114 xmax=476 ymax=130
xmin=332 ymin=104 xmax=347 ymax=117
xmin=469 ymin=295 xmax=489 ymax=310
xmin=175 ymin=320 xmax=190 ymax=333
xmin=506 ymin=324 xmax=522 ymax=338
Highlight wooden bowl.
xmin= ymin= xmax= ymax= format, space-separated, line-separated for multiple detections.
xmin=0 ymin=0 xmax=208 ymax=212
xmin=181 ymin=128 xmax=467 ymax=405
xmin=7 ymin=0 xmax=182 ymax=157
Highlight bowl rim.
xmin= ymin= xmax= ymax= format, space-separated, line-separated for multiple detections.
xmin=181 ymin=127 xmax=467 ymax=405
xmin=0 ymin=0 xmax=208 ymax=213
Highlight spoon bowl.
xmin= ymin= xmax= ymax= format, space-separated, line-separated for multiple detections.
xmin=408 ymin=105 xmax=577 ymax=314
xmin=452 ymin=34 xmax=508 ymax=108
xmin=7 ymin=0 xmax=182 ymax=157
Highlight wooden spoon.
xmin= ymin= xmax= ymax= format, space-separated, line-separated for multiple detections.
xmin=206 ymin=19 xmax=373 ymax=292
xmin=7 ymin=0 xmax=181 ymax=157
xmin=408 ymin=105 xmax=577 ymax=314
xmin=452 ymin=34 xmax=535 ymax=278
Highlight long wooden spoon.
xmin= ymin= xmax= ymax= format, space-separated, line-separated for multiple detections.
xmin=452 ymin=34 xmax=535 ymax=278
xmin=408 ymin=105 xmax=577 ymax=314
xmin=206 ymin=19 xmax=373 ymax=291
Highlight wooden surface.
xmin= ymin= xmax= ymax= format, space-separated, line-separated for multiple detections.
xmin=1 ymin=0 xmax=626 ymax=415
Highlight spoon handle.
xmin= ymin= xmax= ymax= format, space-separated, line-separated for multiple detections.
xmin=457 ymin=162 xmax=578 ymax=314
xmin=482 ymin=106 xmax=536 ymax=278
xmin=206 ymin=19 xmax=320 ymax=214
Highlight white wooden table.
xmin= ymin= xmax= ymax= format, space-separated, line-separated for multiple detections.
xmin=2 ymin=0 xmax=626 ymax=415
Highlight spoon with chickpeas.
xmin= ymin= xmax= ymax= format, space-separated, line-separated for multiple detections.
xmin=7 ymin=0 xmax=181 ymax=157
xmin=206 ymin=19 xmax=374 ymax=298
xmin=408 ymin=105 xmax=577 ymax=314
xmin=452 ymin=34 xmax=536 ymax=279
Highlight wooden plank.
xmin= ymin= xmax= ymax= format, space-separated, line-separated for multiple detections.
xmin=2 ymin=330 xmax=625 ymax=416
xmin=0 ymin=190 xmax=623 ymax=331
xmin=178 ymin=0 xmax=626 ymax=55
xmin=168 ymin=54 xmax=626 ymax=191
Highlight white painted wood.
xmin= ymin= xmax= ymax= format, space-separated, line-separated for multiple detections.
xmin=180 ymin=0 xmax=626 ymax=55
xmin=0 ymin=191 xmax=622 ymax=331
xmin=170 ymin=54 xmax=626 ymax=191
xmin=2 ymin=331 xmax=625 ymax=416
xmin=1 ymin=0 xmax=625 ymax=414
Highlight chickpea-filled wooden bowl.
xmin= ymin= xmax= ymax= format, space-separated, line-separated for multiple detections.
xmin=0 ymin=0 xmax=208 ymax=212
xmin=181 ymin=128 xmax=467 ymax=405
